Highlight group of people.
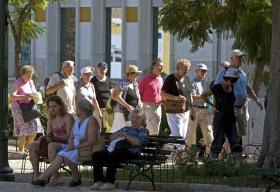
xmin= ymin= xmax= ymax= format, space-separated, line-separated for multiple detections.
xmin=10 ymin=48 xmax=263 ymax=189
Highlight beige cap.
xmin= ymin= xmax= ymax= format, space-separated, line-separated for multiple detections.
xmin=125 ymin=65 xmax=142 ymax=74
xmin=231 ymin=49 xmax=246 ymax=57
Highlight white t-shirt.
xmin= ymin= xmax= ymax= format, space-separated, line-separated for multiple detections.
xmin=47 ymin=72 xmax=78 ymax=114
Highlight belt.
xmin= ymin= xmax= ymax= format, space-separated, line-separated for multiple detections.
xmin=193 ymin=105 xmax=207 ymax=109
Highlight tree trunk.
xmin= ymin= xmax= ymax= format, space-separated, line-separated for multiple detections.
xmin=257 ymin=0 xmax=280 ymax=168
xmin=252 ymin=61 xmax=265 ymax=96
xmin=14 ymin=37 xmax=21 ymax=78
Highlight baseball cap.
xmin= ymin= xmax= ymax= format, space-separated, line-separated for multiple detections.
xmin=97 ymin=62 xmax=108 ymax=69
xmin=126 ymin=65 xmax=142 ymax=74
xmin=231 ymin=49 xmax=246 ymax=57
xmin=223 ymin=68 xmax=239 ymax=78
xmin=80 ymin=66 xmax=93 ymax=74
xmin=220 ymin=61 xmax=230 ymax=68
xmin=196 ymin=63 xmax=208 ymax=71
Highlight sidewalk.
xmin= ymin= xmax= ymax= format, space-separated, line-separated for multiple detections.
xmin=7 ymin=141 xmax=272 ymax=192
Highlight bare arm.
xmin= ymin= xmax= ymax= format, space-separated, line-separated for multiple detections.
xmin=247 ymin=86 xmax=263 ymax=110
xmin=200 ymin=89 xmax=213 ymax=101
xmin=113 ymin=89 xmax=134 ymax=112
xmin=77 ymin=118 xmax=99 ymax=149
xmin=46 ymin=80 xmax=66 ymax=95
xmin=10 ymin=82 xmax=33 ymax=100
xmin=92 ymin=97 xmax=103 ymax=117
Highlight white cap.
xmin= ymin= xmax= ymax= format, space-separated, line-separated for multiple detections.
xmin=80 ymin=66 xmax=93 ymax=74
xmin=223 ymin=68 xmax=239 ymax=78
xmin=196 ymin=63 xmax=208 ymax=71
xmin=220 ymin=61 xmax=230 ymax=68
xmin=231 ymin=49 xmax=246 ymax=57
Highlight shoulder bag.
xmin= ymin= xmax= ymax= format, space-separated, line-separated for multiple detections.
xmin=164 ymin=81 xmax=186 ymax=113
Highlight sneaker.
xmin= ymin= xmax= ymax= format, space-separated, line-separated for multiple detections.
xmin=89 ymin=181 xmax=104 ymax=190
xmin=99 ymin=182 xmax=115 ymax=190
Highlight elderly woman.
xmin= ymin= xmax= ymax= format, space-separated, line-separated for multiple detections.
xmin=200 ymin=68 xmax=242 ymax=165
xmin=10 ymin=65 xmax=44 ymax=152
xmin=90 ymin=108 xmax=149 ymax=190
xmin=111 ymin=64 xmax=142 ymax=132
xmin=31 ymin=99 xmax=100 ymax=187
xmin=28 ymin=95 xmax=74 ymax=184
xmin=161 ymin=59 xmax=195 ymax=140
xmin=75 ymin=66 xmax=102 ymax=118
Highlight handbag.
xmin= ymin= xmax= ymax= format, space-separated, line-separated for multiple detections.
xmin=114 ymin=139 xmax=133 ymax=151
xmin=164 ymin=81 xmax=186 ymax=113
xmin=18 ymin=99 xmax=41 ymax=122
xmin=38 ymin=135 xmax=56 ymax=159
xmin=78 ymin=136 xmax=105 ymax=162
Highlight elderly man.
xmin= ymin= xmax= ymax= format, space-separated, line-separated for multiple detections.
xmin=215 ymin=49 xmax=263 ymax=145
xmin=187 ymin=63 xmax=213 ymax=155
xmin=46 ymin=60 xmax=78 ymax=114
xmin=139 ymin=59 xmax=164 ymax=135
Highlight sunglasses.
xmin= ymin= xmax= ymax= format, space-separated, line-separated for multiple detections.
xmin=224 ymin=77 xmax=238 ymax=83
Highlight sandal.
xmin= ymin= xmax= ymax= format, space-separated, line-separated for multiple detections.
xmin=69 ymin=179 xmax=81 ymax=187
xmin=47 ymin=180 xmax=63 ymax=186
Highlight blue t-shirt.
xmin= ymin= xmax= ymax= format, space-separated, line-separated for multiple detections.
xmin=114 ymin=126 xmax=149 ymax=154
xmin=215 ymin=68 xmax=249 ymax=106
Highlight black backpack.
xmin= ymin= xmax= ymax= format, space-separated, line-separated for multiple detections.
xmin=43 ymin=72 xmax=64 ymax=101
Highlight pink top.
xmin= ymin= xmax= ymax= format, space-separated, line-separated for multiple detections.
xmin=12 ymin=78 xmax=35 ymax=108
xmin=53 ymin=123 xmax=67 ymax=136
xmin=139 ymin=73 xmax=163 ymax=105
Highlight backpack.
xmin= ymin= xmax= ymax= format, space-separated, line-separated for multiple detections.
xmin=43 ymin=72 xmax=64 ymax=101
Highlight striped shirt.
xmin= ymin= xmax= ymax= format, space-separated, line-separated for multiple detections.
xmin=211 ymin=84 xmax=235 ymax=114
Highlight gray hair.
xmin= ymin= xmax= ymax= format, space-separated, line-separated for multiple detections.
xmin=62 ymin=60 xmax=74 ymax=68
xmin=128 ymin=108 xmax=146 ymax=127
xmin=76 ymin=99 xmax=93 ymax=116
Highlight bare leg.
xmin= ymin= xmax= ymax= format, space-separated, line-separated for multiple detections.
xmin=25 ymin=134 xmax=37 ymax=150
xmin=28 ymin=141 xmax=40 ymax=180
xmin=48 ymin=142 xmax=63 ymax=184
xmin=18 ymin=136 xmax=27 ymax=152
xmin=64 ymin=157 xmax=80 ymax=181
xmin=38 ymin=156 xmax=64 ymax=181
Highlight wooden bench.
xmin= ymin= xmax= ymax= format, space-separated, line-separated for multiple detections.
xmin=250 ymin=168 xmax=280 ymax=192
xmin=80 ymin=134 xmax=185 ymax=190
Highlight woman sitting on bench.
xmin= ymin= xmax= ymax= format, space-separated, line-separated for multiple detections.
xmin=90 ymin=108 xmax=149 ymax=190
xmin=28 ymin=95 xmax=74 ymax=185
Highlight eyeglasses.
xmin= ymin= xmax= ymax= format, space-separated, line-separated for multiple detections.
xmin=224 ymin=77 xmax=238 ymax=83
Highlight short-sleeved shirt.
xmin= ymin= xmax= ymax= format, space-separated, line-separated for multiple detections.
xmin=139 ymin=73 xmax=163 ymax=105
xmin=74 ymin=80 xmax=96 ymax=105
xmin=191 ymin=77 xmax=209 ymax=107
xmin=113 ymin=126 xmax=149 ymax=154
xmin=113 ymin=78 xmax=141 ymax=112
xmin=211 ymin=84 xmax=235 ymax=115
xmin=215 ymin=68 xmax=249 ymax=106
xmin=46 ymin=73 xmax=78 ymax=113
xmin=91 ymin=76 xmax=112 ymax=108
xmin=161 ymin=73 xmax=192 ymax=112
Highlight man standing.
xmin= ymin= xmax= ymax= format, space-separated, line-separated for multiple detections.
xmin=187 ymin=63 xmax=213 ymax=154
xmin=46 ymin=60 xmax=77 ymax=114
xmin=139 ymin=59 xmax=164 ymax=135
xmin=91 ymin=62 xmax=113 ymax=132
xmin=215 ymin=49 xmax=263 ymax=144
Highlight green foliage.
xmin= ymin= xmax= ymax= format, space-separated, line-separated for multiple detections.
xmin=159 ymin=0 xmax=272 ymax=65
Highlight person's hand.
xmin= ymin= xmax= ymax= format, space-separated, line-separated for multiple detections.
xmin=99 ymin=111 xmax=103 ymax=118
xmin=25 ymin=93 xmax=35 ymax=99
xmin=177 ymin=95 xmax=186 ymax=102
xmin=190 ymin=109 xmax=196 ymax=121
xmin=126 ymin=105 xmax=134 ymax=112
xmin=58 ymin=79 xmax=67 ymax=89
xmin=256 ymin=100 xmax=263 ymax=111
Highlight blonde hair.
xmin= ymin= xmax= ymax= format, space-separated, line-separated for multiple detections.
xmin=20 ymin=65 xmax=34 ymax=76
xmin=176 ymin=59 xmax=191 ymax=71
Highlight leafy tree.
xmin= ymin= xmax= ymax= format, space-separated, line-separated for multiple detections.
xmin=7 ymin=0 xmax=61 ymax=77
xmin=159 ymin=0 xmax=272 ymax=95
xmin=257 ymin=0 xmax=280 ymax=168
